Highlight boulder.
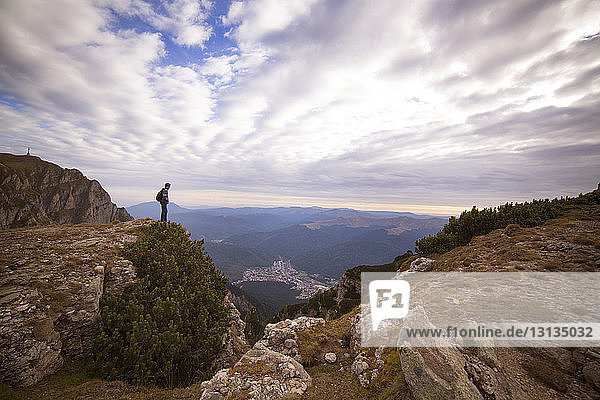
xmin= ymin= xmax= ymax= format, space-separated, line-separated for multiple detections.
xmin=406 ymin=257 xmax=435 ymax=272
xmin=324 ymin=352 xmax=337 ymax=363
xmin=397 ymin=308 xmax=483 ymax=399
xmin=200 ymin=348 xmax=311 ymax=400
xmin=255 ymin=316 xmax=324 ymax=362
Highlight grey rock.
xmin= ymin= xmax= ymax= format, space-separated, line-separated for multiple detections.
xmin=200 ymin=348 xmax=311 ymax=400
xmin=212 ymin=292 xmax=250 ymax=370
xmin=254 ymin=316 xmax=324 ymax=362
xmin=406 ymin=257 xmax=435 ymax=272
xmin=396 ymin=307 xmax=483 ymax=399
xmin=0 ymin=220 xmax=147 ymax=387
xmin=324 ymin=352 xmax=337 ymax=363
xmin=0 ymin=153 xmax=132 ymax=228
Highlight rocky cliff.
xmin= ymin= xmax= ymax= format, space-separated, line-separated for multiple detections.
xmin=0 ymin=218 xmax=251 ymax=389
xmin=0 ymin=153 xmax=132 ymax=228
xmin=0 ymin=220 xmax=148 ymax=387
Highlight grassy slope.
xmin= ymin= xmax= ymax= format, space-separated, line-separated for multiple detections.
xmin=0 ymin=358 xmax=204 ymax=400
xmin=429 ymin=205 xmax=600 ymax=272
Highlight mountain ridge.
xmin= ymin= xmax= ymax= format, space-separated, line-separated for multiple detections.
xmin=0 ymin=153 xmax=132 ymax=228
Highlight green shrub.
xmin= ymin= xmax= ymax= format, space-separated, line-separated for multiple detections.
xmin=243 ymin=308 xmax=263 ymax=346
xmin=94 ymin=222 xmax=229 ymax=388
xmin=416 ymin=187 xmax=600 ymax=256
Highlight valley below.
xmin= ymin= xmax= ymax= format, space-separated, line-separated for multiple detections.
xmin=128 ymin=202 xmax=447 ymax=312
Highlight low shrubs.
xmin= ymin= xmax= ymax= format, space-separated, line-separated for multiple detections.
xmin=94 ymin=222 xmax=229 ymax=387
xmin=416 ymin=187 xmax=600 ymax=256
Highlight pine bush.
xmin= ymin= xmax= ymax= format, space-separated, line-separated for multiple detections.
xmin=94 ymin=222 xmax=229 ymax=387
xmin=415 ymin=187 xmax=600 ymax=256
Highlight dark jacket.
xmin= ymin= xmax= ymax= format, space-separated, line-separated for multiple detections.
xmin=159 ymin=188 xmax=169 ymax=204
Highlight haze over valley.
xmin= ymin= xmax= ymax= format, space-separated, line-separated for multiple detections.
xmin=128 ymin=201 xmax=447 ymax=310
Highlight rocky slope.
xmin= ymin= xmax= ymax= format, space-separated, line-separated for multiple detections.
xmin=0 ymin=220 xmax=148 ymax=387
xmin=200 ymin=317 xmax=324 ymax=399
xmin=0 ymin=219 xmax=251 ymax=389
xmin=250 ymin=203 xmax=599 ymax=400
xmin=0 ymin=153 xmax=132 ymax=228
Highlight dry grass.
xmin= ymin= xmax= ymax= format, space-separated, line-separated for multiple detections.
xmin=297 ymin=309 xmax=357 ymax=366
xmin=229 ymin=357 xmax=277 ymax=377
xmin=0 ymin=357 xmax=206 ymax=400
xmin=300 ymin=365 xmax=369 ymax=400
xmin=432 ymin=205 xmax=600 ymax=272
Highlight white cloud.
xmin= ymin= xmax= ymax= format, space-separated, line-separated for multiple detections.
xmin=99 ymin=0 xmax=213 ymax=47
xmin=1 ymin=0 xmax=599 ymax=210
xmin=223 ymin=0 xmax=318 ymax=46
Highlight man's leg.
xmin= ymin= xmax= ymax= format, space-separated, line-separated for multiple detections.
xmin=161 ymin=203 xmax=167 ymax=222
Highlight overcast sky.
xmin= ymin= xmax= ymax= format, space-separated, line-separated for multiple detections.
xmin=1 ymin=0 xmax=599 ymax=214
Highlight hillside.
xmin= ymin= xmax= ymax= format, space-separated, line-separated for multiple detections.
xmin=0 ymin=220 xmax=250 ymax=391
xmin=0 ymin=219 xmax=148 ymax=386
xmin=0 ymin=153 xmax=132 ymax=228
xmin=2 ymin=191 xmax=599 ymax=399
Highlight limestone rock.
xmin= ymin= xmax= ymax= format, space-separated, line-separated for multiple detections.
xmin=406 ymin=257 xmax=435 ymax=272
xmin=0 ymin=153 xmax=132 ymax=228
xmin=397 ymin=308 xmax=483 ymax=399
xmin=200 ymin=348 xmax=311 ymax=400
xmin=255 ymin=316 xmax=324 ymax=362
xmin=349 ymin=312 xmax=362 ymax=354
xmin=350 ymin=346 xmax=385 ymax=387
xmin=0 ymin=220 xmax=147 ymax=387
xmin=334 ymin=272 xmax=361 ymax=304
xmin=213 ymin=292 xmax=250 ymax=370
xmin=324 ymin=352 xmax=337 ymax=363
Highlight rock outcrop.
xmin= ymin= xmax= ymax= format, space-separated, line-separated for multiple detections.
xmin=200 ymin=348 xmax=311 ymax=400
xmin=406 ymin=256 xmax=435 ymax=272
xmin=0 ymin=220 xmax=147 ymax=387
xmin=200 ymin=316 xmax=323 ymax=399
xmin=213 ymin=293 xmax=250 ymax=370
xmin=256 ymin=317 xmax=325 ymax=363
xmin=0 ymin=153 xmax=132 ymax=228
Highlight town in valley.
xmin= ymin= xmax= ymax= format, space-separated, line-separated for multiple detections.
xmin=234 ymin=258 xmax=337 ymax=299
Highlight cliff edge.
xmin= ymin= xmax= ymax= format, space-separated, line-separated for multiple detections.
xmin=0 ymin=153 xmax=132 ymax=228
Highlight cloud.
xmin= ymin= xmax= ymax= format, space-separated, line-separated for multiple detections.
xmin=100 ymin=0 xmax=213 ymax=47
xmin=1 ymin=0 xmax=599 ymax=211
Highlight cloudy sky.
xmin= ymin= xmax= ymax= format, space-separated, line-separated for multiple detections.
xmin=1 ymin=0 xmax=599 ymax=214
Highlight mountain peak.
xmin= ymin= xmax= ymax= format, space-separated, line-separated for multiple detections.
xmin=0 ymin=153 xmax=132 ymax=228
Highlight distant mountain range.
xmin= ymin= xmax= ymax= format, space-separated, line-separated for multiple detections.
xmin=127 ymin=202 xmax=447 ymax=280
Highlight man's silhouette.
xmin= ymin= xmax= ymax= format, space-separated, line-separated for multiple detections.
xmin=156 ymin=183 xmax=171 ymax=222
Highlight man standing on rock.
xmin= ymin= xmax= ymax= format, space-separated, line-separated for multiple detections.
xmin=156 ymin=182 xmax=171 ymax=222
